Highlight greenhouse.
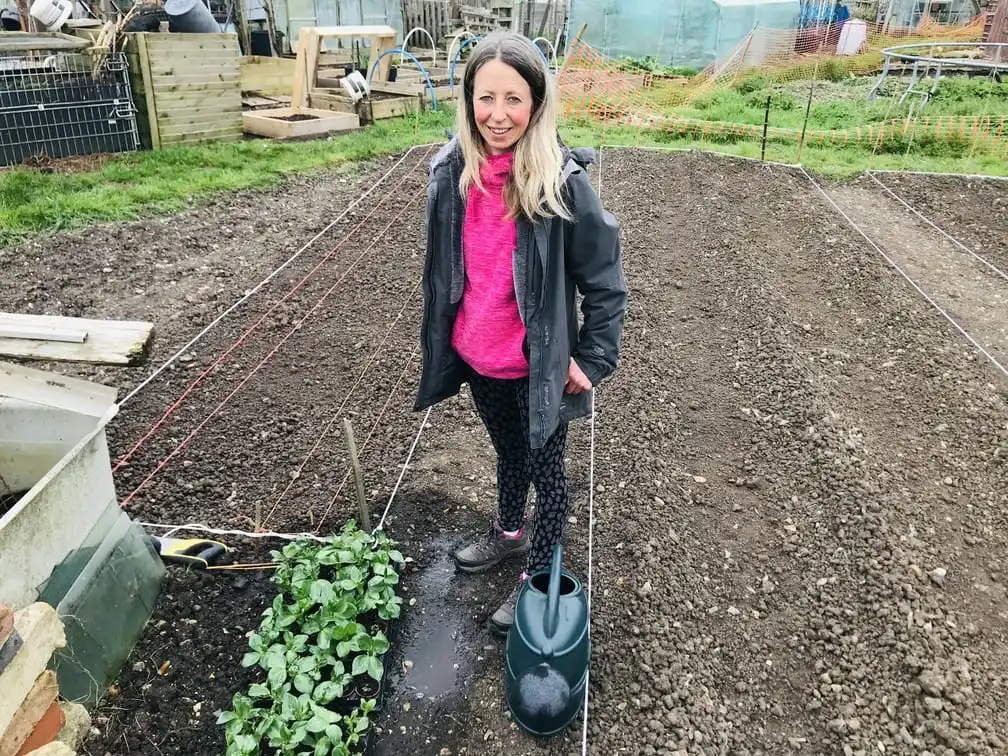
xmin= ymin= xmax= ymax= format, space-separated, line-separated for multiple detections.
xmin=569 ymin=0 xmax=803 ymax=67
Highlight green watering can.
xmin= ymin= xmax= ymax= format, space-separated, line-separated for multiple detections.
xmin=504 ymin=543 xmax=590 ymax=736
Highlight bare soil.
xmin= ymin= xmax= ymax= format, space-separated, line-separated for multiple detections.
xmin=3 ymin=149 xmax=1007 ymax=756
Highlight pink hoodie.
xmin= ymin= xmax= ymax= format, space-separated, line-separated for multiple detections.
xmin=451 ymin=151 xmax=529 ymax=379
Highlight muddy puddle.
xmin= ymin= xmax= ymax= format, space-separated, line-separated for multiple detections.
xmin=374 ymin=532 xmax=512 ymax=754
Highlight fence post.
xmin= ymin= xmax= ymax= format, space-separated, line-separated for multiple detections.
xmin=761 ymin=93 xmax=771 ymax=160
xmin=798 ymin=79 xmax=815 ymax=162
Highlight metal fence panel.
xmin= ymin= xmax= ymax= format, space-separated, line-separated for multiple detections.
xmin=0 ymin=51 xmax=139 ymax=167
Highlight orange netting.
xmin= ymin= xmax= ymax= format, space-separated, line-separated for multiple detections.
xmin=557 ymin=15 xmax=1006 ymax=154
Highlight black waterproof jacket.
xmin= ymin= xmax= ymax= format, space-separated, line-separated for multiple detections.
xmin=414 ymin=138 xmax=628 ymax=449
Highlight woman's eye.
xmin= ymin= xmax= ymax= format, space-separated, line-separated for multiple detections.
xmin=508 ymin=97 xmax=522 ymax=104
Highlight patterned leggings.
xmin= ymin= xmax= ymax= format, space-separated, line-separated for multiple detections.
xmin=468 ymin=371 xmax=569 ymax=573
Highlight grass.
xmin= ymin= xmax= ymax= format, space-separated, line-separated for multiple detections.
xmin=0 ymin=111 xmax=451 ymax=242
xmin=2 ymin=75 xmax=1006 ymax=241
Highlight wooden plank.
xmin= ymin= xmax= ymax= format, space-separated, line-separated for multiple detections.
xmin=134 ymin=32 xmax=160 ymax=150
xmin=159 ymin=125 xmax=244 ymax=144
xmin=156 ymin=113 xmax=243 ymax=133
xmin=0 ymin=671 xmax=58 ymax=756
xmin=0 ymin=322 xmax=86 ymax=344
xmin=0 ymin=605 xmax=65 ymax=738
xmin=290 ymin=28 xmax=317 ymax=108
xmin=0 ymin=361 xmax=117 ymax=417
xmin=142 ymin=33 xmax=238 ymax=51
xmin=0 ymin=314 xmax=153 ymax=366
xmin=309 ymin=25 xmax=396 ymax=36
xmin=240 ymin=55 xmax=296 ymax=95
xmin=152 ymin=91 xmax=244 ymax=108
xmin=150 ymin=73 xmax=242 ymax=86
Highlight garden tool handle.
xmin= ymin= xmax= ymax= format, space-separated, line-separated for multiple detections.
xmin=543 ymin=543 xmax=563 ymax=640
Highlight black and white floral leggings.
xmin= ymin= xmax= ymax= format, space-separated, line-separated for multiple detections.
xmin=468 ymin=370 xmax=569 ymax=573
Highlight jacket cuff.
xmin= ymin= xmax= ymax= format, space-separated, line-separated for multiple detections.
xmin=574 ymin=356 xmax=606 ymax=388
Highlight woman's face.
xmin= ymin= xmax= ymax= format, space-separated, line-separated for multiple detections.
xmin=471 ymin=59 xmax=534 ymax=154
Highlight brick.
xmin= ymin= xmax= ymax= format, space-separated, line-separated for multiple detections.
xmin=14 ymin=701 xmax=64 ymax=756
xmin=0 ymin=604 xmax=66 ymax=736
xmin=0 ymin=670 xmax=58 ymax=756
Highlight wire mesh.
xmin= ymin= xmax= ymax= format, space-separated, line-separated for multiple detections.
xmin=0 ymin=48 xmax=139 ymax=168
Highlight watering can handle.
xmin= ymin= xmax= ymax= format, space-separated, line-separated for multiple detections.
xmin=543 ymin=543 xmax=563 ymax=639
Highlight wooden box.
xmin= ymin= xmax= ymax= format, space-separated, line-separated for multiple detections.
xmin=126 ymin=32 xmax=242 ymax=150
xmin=241 ymin=107 xmax=359 ymax=139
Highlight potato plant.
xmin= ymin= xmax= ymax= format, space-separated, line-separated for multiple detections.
xmin=217 ymin=521 xmax=405 ymax=755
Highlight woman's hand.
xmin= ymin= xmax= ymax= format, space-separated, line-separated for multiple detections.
xmin=565 ymin=358 xmax=593 ymax=394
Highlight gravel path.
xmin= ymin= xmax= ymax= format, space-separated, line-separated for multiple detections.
xmin=3 ymin=147 xmax=1006 ymax=756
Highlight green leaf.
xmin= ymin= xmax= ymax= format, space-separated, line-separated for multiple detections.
xmin=388 ymin=550 xmax=405 ymax=563
xmin=365 ymin=654 xmax=383 ymax=682
xmin=309 ymin=580 xmax=335 ymax=605
xmin=317 ymin=628 xmax=332 ymax=652
xmin=312 ymin=681 xmax=344 ymax=705
xmin=351 ymin=654 xmax=369 ymax=677
xmin=241 ymin=652 xmax=261 ymax=668
xmin=249 ymin=683 xmax=270 ymax=698
xmin=233 ymin=733 xmax=258 ymax=754
xmin=294 ymin=674 xmax=314 ymax=694
xmin=268 ymin=663 xmax=287 ymax=688
xmin=216 ymin=710 xmax=237 ymax=725
xmin=337 ymin=550 xmax=355 ymax=563
xmin=336 ymin=640 xmax=355 ymax=658
xmin=325 ymin=723 xmax=344 ymax=743
xmin=354 ymin=714 xmax=370 ymax=733
xmin=313 ymin=735 xmax=331 ymax=756
xmin=248 ymin=634 xmax=264 ymax=651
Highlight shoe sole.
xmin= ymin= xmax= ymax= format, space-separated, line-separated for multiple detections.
xmin=453 ymin=542 xmax=531 ymax=575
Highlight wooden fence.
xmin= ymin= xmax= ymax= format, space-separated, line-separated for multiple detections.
xmin=400 ymin=0 xmax=569 ymax=48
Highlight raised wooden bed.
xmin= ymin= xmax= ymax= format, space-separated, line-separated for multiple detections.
xmin=241 ymin=106 xmax=359 ymax=139
xmin=126 ymin=32 xmax=242 ymax=149
xmin=375 ymin=78 xmax=456 ymax=107
xmin=310 ymin=87 xmax=421 ymax=124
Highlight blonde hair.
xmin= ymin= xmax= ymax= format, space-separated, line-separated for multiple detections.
xmin=456 ymin=32 xmax=570 ymax=221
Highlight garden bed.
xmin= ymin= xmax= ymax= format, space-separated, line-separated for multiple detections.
xmin=3 ymin=148 xmax=1007 ymax=755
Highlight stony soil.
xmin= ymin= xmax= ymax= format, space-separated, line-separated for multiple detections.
xmin=869 ymin=172 xmax=1008 ymax=276
xmin=3 ymin=148 xmax=1007 ymax=756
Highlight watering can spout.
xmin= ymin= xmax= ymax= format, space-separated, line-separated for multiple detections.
xmin=542 ymin=543 xmax=563 ymax=642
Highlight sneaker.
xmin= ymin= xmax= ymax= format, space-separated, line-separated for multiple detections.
xmin=454 ymin=520 xmax=530 ymax=574
xmin=489 ymin=579 xmax=524 ymax=637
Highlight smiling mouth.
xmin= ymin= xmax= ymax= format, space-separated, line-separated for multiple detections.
xmin=488 ymin=126 xmax=511 ymax=136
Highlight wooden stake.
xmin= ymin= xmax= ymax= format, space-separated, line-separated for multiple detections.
xmin=342 ymin=418 xmax=370 ymax=532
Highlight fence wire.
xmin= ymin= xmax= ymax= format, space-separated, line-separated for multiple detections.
xmin=0 ymin=49 xmax=139 ymax=168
